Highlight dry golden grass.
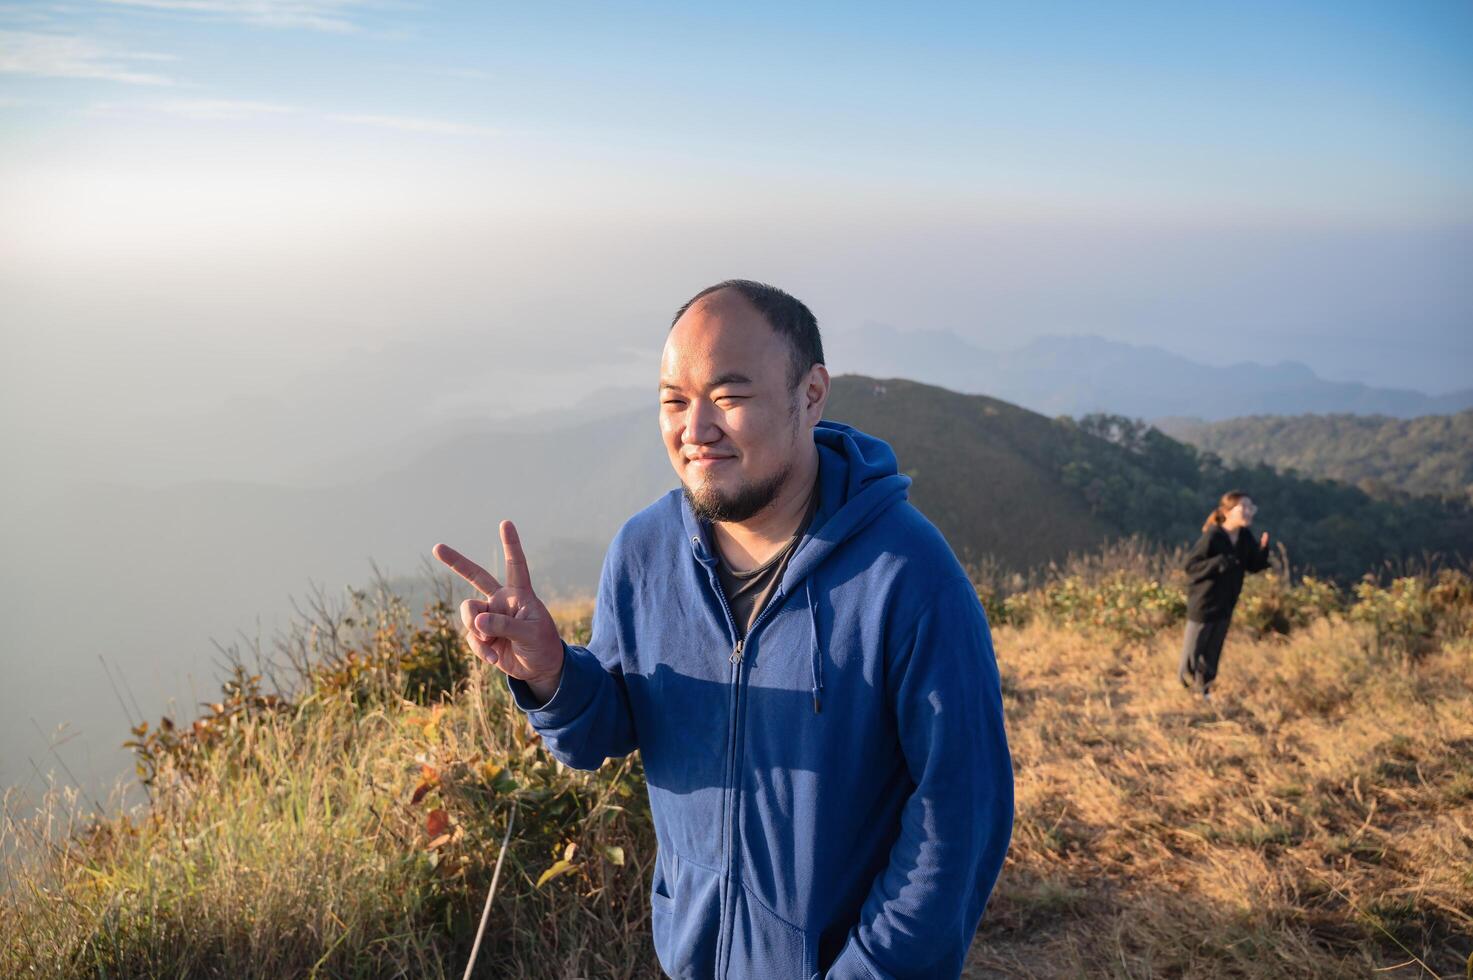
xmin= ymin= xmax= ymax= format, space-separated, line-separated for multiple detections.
xmin=1 ymin=595 xmax=657 ymax=980
xmin=4 ymin=578 xmax=1470 ymax=978
xmin=970 ymin=617 xmax=1473 ymax=978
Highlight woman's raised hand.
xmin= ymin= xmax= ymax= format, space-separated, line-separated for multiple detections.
xmin=432 ymin=520 xmax=565 ymax=701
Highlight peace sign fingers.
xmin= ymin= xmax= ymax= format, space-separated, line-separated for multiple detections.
xmin=432 ymin=524 xmax=564 ymax=699
xmin=500 ymin=520 xmax=534 ymax=591
xmin=432 ymin=542 xmax=502 ymax=597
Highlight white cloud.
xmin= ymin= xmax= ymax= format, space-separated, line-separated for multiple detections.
xmin=0 ymin=29 xmax=175 ymax=85
xmin=81 ymin=98 xmax=492 ymax=138
xmin=0 ymin=3 xmax=79 ymax=28
xmin=142 ymin=97 xmax=299 ymax=119
xmin=94 ymin=0 xmax=370 ymax=33
xmin=326 ymin=111 xmax=494 ymax=137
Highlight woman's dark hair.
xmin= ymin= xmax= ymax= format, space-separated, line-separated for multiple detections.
xmin=1203 ymin=490 xmax=1250 ymax=532
xmin=671 ymin=279 xmax=824 ymax=389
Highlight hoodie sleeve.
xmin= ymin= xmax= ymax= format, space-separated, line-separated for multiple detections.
xmin=826 ymin=576 xmax=1014 ymax=980
xmin=505 ymin=539 xmax=638 ymax=770
xmin=1184 ymin=530 xmax=1235 ymax=581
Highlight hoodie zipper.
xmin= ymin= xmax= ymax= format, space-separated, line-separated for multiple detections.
xmin=701 ymin=566 xmax=741 ymax=980
xmin=706 ymin=566 xmax=784 ymax=980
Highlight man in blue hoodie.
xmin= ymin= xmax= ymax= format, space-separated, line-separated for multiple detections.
xmin=433 ymin=280 xmax=1013 ymax=979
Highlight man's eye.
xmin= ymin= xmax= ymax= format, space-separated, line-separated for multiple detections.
xmin=716 ymin=396 xmax=747 ymax=405
xmin=662 ymin=399 xmax=685 ymax=407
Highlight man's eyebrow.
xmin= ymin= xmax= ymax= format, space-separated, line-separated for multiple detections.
xmin=659 ymin=373 xmax=754 ymax=391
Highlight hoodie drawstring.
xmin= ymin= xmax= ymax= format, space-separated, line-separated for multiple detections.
xmin=806 ymin=578 xmax=823 ymax=714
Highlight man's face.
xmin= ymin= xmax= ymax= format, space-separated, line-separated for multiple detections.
xmin=659 ymin=290 xmax=809 ymax=523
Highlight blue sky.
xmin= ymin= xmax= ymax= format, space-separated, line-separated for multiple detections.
xmin=1 ymin=0 xmax=1471 ymax=453
xmin=4 ymin=1 xmax=1471 ymax=220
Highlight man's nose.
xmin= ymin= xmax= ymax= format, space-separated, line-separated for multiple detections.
xmin=682 ymin=398 xmax=721 ymax=445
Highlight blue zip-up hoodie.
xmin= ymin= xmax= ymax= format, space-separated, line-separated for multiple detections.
xmin=509 ymin=420 xmax=1014 ymax=979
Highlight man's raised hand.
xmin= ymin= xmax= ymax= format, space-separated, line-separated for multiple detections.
xmin=432 ymin=520 xmax=564 ymax=703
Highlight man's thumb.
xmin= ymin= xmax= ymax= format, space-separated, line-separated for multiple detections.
xmin=474 ymin=610 xmax=539 ymax=644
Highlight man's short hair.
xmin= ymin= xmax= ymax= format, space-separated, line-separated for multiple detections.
xmin=671 ymin=279 xmax=825 ymax=389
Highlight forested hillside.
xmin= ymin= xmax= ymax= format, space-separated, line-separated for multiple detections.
xmin=1158 ymin=410 xmax=1473 ymax=504
xmin=827 ymin=377 xmax=1473 ymax=580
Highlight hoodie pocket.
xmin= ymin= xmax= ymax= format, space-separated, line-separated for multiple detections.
xmin=649 ymin=849 xmax=721 ymax=979
xmin=729 ymin=884 xmax=818 ymax=980
xmin=649 ymin=885 xmax=674 ymax=972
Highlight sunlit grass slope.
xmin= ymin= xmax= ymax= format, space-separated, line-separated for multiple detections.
xmin=972 ymin=611 xmax=1472 ymax=977
xmin=4 ymin=564 xmax=1471 ymax=978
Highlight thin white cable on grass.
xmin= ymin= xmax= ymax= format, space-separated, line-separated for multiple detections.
xmin=462 ymin=799 xmax=518 ymax=980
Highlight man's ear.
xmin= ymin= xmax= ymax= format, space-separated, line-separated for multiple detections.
xmin=803 ymin=364 xmax=830 ymax=423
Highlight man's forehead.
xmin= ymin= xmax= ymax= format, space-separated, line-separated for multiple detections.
xmin=669 ymin=294 xmax=772 ymax=347
xmin=659 ymin=340 xmax=762 ymax=387
xmin=662 ymin=304 xmax=783 ymax=383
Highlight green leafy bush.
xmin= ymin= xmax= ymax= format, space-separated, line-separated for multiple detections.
xmin=1349 ymin=569 xmax=1473 ymax=662
xmin=1003 ymin=573 xmax=1187 ymax=644
xmin=1235 ymin=574 xmax=1342 ymax=639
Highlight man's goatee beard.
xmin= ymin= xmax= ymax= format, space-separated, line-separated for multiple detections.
xmin=682 ymin=462 xmax=792 ymax=523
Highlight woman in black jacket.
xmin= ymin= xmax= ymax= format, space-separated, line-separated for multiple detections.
xmin=1178 ymin=490 xmax=1271 ymax=701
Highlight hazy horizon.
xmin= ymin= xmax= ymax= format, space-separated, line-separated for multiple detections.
xmin=6 ymin=3 xmax=1473 ymax=499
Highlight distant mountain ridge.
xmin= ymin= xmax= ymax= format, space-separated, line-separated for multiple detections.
xmin=831 ymin=325 xmax=1473 ymax=420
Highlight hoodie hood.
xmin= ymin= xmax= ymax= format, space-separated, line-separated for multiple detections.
xmin=680 ymin=419 xmax=912 ymax=589
xmin=679 ymin=419 xmax=913 ymax=713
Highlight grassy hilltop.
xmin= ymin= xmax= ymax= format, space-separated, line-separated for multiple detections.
xmin=4 ymin=555 xmax=1471 ymax=979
